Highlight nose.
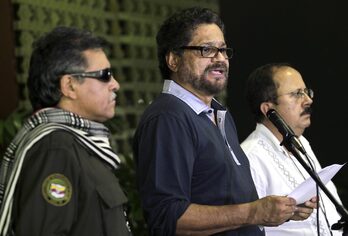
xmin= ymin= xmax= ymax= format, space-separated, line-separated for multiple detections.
xmin=303 ymin=93 xmax=313 ymax=105
xmin=110 ymin=76 xmax=120 ymax=91
xmin=212 ymin=50 xmax=227 ymax=62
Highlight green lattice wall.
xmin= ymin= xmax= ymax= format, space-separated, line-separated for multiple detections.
xmin=11 ymin=0 xmax=220 ymax=158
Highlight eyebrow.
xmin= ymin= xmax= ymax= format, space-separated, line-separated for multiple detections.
xmin=193 ymin=40 xmax=226 ymax=46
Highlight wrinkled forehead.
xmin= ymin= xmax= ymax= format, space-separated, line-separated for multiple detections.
xmin=189 ymin=23 xmax=226 ymax=47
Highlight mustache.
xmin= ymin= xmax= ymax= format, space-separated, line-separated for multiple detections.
xmin=205 ymin=62 xmax=228 ymax=73
xmin=301 ymin=106 xmax=312 ymax=116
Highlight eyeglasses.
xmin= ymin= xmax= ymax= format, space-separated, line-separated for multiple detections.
xmin=68 ymin=68 xmax=113 ymax=82
xmin=179 ymin=46 xmax=234 ymax=59
xmin=278 ymin=88 xmax=314 ymax=99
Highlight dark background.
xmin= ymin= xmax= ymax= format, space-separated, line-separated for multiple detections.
xmin=220 ymin=0 xmax=348 ymax=209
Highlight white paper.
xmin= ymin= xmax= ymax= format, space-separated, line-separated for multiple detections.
xmin=288 ymin=163 xmax=345 ymax=204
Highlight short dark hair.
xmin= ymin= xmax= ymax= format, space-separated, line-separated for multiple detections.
xmin=156 ymin=7 xmax=225 ymax=80
xmin=245 ymin=63 xmax=291 ymax=123
xmin=27 ymin=26 xmax=108 ymax=111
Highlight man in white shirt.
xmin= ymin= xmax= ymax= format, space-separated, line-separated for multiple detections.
xmin=241 ymin=63 xmax=343 ymax=235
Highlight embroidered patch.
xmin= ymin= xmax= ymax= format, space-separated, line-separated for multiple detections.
xmin=42 ymin=173 xmax=72 ymax=206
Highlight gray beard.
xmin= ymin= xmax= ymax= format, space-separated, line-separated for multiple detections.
xmin=178 ymin=64 xmax=228 ymax=96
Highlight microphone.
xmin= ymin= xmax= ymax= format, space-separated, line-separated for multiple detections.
xmin=266 ymin=109 xmax=307 ymax=154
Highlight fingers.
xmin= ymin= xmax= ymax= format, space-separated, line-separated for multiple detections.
xmin=291 ymin=205 xmax=314 ymax=220
xmin=304 ymin=199 xmax=318 ymax=209
xmin=255 ymin=196 xmax=297 ymax=226
xmin=290 ymin=198 xmax=316 ymax=221
xmin=310 ymin=196 xmax=319 ymax=203
xmin=296 ymin=206 xmax=313 ymax=215
xmin=254 ymin=196 xmax=317 ymax=225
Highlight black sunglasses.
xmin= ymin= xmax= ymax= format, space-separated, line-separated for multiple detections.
xmin=68 ymin=68 xmax=113 ymax=82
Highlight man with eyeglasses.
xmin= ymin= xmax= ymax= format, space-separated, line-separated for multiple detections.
xmin=133 ymin=8 xmax=316 ymax=236
xmin=241 ymin=63 xmax=343 ymax=235
xmin=0 ymin=26 xmax=132 ymax=235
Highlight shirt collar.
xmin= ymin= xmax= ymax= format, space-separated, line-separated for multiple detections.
xmin=256 ymin=123 xmax=288 ymax=154
xmin=256 ymin=123 xmax=307 ymax=156
xmin=162 ymin=80 xmax=213 ymax=115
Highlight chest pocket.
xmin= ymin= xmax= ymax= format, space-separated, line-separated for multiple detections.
xmin=96 ymin=182 xmax=128 ymax=208
xmin=80 ymin=147 xmax=128 ymax=208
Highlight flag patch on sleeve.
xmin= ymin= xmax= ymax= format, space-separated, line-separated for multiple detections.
xmin=42 ymin=173 xmax=72 ymax=206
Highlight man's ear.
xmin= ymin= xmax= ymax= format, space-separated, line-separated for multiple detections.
xmin=60 ymin=75 xmax=78 ymax=99
xmin=260 ymin=102 xmax=274 ymax=118
xmin=166 ymin=51 xmax=180 ymax=72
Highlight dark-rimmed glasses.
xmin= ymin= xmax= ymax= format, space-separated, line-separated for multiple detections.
xmin=180 ymin=46 xmax=234 ymax=59
xmin=68 ymin=68 xmax=113 ymax=82
xmin=278 ymin=88 xmax=314 ymax=99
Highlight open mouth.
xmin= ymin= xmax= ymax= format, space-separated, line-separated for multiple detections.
xmin=210 ymin=68 xmax=225 ymax=75
xmin=206 ymin=63 xmax=228 ymax=77
xmin=110 ymin=92 xmax=117 ymax=102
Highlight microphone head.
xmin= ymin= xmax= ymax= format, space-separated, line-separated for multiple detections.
xmin=266 ymin=109 xmax=306 ymax=154
xmin=266 ymin=108 xmax=293 ymax=135
xmin=266 ymin=109 xmax=277 ymax=119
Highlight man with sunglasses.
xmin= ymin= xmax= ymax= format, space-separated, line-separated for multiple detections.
xmin=133 ymin=8 xmax=316 ymax=236
xmin=0 ymin=26 xmax=132 ymax=235
xmin=241 ymin=63 xmax=343 ymax=235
